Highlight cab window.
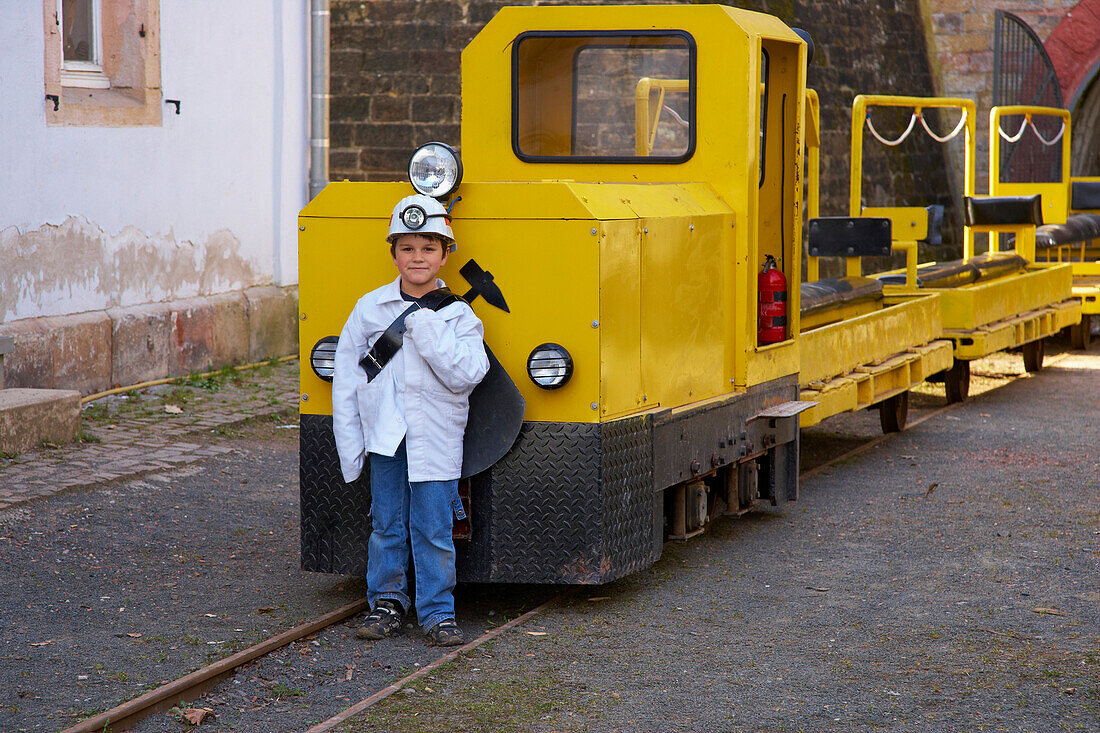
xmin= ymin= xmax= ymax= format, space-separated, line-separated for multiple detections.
xmin=513 ymin=31 xmax=696 ymax=163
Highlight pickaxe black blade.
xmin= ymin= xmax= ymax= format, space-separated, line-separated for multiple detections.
xmin=460 ymin=259 xmax=510 ymax=313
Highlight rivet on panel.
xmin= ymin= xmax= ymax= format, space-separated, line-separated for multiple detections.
xmin=590 ymin=402 xmax=598 ymax=410
xmin=590 ymin=227 xmax=597 ymax=235
xmin=299 ymin=225 xmax=306 ymax=231
xmin=689 ymin=224 xmax=695 ymax=231
xmin=591 ymin=320 xmax=599 ymax=328
xmin=300 ymin=313 xmax=307 ymax=321
xmin=301 ymin=393 xmax=310 ymax=401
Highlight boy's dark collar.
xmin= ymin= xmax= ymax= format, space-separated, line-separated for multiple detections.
xmin=378 ymin=275 xmax=445 ymax=304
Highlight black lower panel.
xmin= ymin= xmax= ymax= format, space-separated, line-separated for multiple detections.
xmin=299 ymin=415 xmax=657 ymax=583
xmin=300 ymin=413 xmax=372 ymax=576
xmin=298 ymin=377 xmax=797 ymax=584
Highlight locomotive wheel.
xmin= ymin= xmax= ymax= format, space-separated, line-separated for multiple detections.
xmin=1022 ymin=338 xmax=1045 ymax=373
xmin=1070 ymin=315 xmax=1092 ymax=350
xmin=878 ymin=391 xmax=909 ymax=434
xmin=944 ymin=359 xmax=970 ymax=404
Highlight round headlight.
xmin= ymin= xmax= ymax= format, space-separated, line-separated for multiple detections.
xmin=400 ymin=204 xmax=427 ymax=230
xmin=526 ymin=343 xmax=573 ymax=389
xmin=408 ymin=142 xmax=463 ymax=199
xmin=310 ymin=336 xmax=339 ymax=382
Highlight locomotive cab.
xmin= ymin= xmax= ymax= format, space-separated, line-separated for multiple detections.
xmin=299 ymin=5 xmax=812 ymax=584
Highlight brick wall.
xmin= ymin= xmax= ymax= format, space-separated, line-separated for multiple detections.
xmin=925 ymin=0 xmax=1079 ymax=193
xmin=331 ymin=0 xmax=956 ymax=255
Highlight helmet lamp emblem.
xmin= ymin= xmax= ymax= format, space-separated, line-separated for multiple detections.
xmin=401 ymin=204 xmax=427 ymax=230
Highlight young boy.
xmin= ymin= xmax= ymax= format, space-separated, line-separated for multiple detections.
xmin=331 ymin=193 xmax=489 ymax=647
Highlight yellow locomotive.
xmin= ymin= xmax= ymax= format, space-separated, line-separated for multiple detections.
xmin=298 ymin=4 xmax=1083 ymax=585
xmin=299 ymin=5 xmax=813 ymax=583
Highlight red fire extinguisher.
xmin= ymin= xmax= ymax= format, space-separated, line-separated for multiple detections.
xmin=758 ymin=254 xmax=787 ymax=344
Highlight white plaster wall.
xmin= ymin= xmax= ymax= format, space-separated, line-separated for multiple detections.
xmin=0 ymin=0 xmax=307 ymax=322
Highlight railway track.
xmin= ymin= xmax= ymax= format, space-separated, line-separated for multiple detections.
xmin=57 ymin=350 xmax=1074 ymax=733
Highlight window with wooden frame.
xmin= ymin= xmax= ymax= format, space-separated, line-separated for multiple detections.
xmin=44 ymin=0 xmax=162 ymax=126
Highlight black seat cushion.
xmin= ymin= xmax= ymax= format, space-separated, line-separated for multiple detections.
xmin=964 ymin=195 xmax=1043 ymax=227
xmin=968 ymin=252 xmax=1028 ymax=280
xmin=1071 ymin=180 xmax=1100 ymax=211
xmin=877 ymin=260 xmax=979 ymax=288
xmin=875 ymin=251 xmax=1028 ymax=288
xmin=801 ymin=276 xmax=884 ymax=315
xmin=1037 ymin=213 xmax=1100 ymax=248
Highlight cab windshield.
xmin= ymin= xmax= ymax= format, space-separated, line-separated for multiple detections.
xmin=512 ymin=31 xmax=696 ymax=163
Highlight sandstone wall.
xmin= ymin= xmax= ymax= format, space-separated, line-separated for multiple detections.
xmin=0 ymin=287 xmax=298 ymax=396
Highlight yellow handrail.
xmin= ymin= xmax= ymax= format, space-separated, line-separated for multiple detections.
xmin=804 ymin=88 xmax=821 ymax=282
xmin=634 ymin=77 xmax=690 ymax=156
xmin=989 ymin=105 xmax=1071 ymax=227
xmin=851 ymin=94 xmax=977 ymax=258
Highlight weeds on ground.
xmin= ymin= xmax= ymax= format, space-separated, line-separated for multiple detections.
xmin=180 ymin=364 xmax=242 ymax=392
xmin=351 ymin=654 xmax=594 ymax=733
xmin=271 ymin=682 xmax=304 ymax=699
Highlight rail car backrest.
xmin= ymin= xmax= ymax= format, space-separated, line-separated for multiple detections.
xmin=1071 ymin=178 xmax=1100 ymax=213
xmin=989 ymin=106 xmax=1070 ymax=225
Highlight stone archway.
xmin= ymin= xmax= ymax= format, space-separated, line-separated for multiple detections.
xmin=1072 ymin=71 xmax=1100 ymax=175
xmin=1045 ymin=0 xmax=1100 ymax=174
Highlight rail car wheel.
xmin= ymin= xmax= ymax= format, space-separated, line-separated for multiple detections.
xmin=878 ymin=391 xmax=909 ymax=433
xmin=1070 ymin=315 xmax=1092 ymax=350
xmin=1022 ymin=338 xmax=1045 ymax=373
xmin=944 ymin=359 xmax=970 ymax=404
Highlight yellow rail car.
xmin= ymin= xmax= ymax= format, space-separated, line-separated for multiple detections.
xmin=798 ymin=90 xmax=952 ymax=432
xmin=988 ymin=105 xmax=1099 ymax=349
xmin=850 ymin=95 xmax=1080 ymax=402
xmin=299 ymin=5 xmax=813 ymax=583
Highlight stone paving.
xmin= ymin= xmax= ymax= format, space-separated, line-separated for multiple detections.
xmin=0 ymin=359 xmax=300 ymax=510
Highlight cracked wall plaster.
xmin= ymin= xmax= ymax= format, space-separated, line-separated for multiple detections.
xmin=0 ymin=217 xmax=267 ymax=323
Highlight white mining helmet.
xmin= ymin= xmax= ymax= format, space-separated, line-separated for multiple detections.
xmin=387 ymin=194 xmax=456 ymax=250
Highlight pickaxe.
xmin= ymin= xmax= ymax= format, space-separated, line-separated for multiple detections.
xmin=459 ymin=259 xmax=510 ymax=313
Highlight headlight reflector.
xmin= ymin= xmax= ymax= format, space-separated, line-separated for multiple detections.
xmin=408 ymin=142 xmax=462 ymax=199
xmin=526 ymin=343 xmax=573 ymax=389
xmin=310 ymin=336 xmax=339 ymax=382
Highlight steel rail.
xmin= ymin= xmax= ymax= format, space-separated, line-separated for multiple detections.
xmin=303 ymin=593 xmax=566 ymax=732
xmin=57 ymin=598 xmax=370 ymax=733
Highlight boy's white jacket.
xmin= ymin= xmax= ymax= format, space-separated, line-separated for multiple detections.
xmin=332 ymin=277 xmax=490 ymax=483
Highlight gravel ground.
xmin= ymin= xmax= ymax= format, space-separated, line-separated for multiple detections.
xmin=0 ymin=402 xmax=554 ymax=733
xmin=344 ymin=339 xmax=1100 ymax=733
xmin=0 ymin=421 xmax=362 ymax=733
xmin=1 ymin=340 xmax=1095 ymax=732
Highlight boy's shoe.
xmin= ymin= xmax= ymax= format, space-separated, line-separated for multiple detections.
xmin=356 ymin=600 xmax=405 ymax=640
xmin=426 ymin=618 xmax=464 ymax=647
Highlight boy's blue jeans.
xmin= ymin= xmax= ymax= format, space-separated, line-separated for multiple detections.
xmin=367 ymin=441 xmax=458 ymax=631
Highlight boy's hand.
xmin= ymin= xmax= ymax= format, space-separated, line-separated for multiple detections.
xmin=405 ymin=308 xmax=444 ymax=341
xmin=404 ymin=307 xmax=489 ymax=392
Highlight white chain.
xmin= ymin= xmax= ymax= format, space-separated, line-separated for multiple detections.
xmin=998 ymin=117 xmax=1028 ymax=143
xmin=918 ymin=109 xmax=968 ymax=142
xmin=865 ymin=111 xmax=918 ymax=147
xmin=1032 ymin=119 xmax=1065 ymax=146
